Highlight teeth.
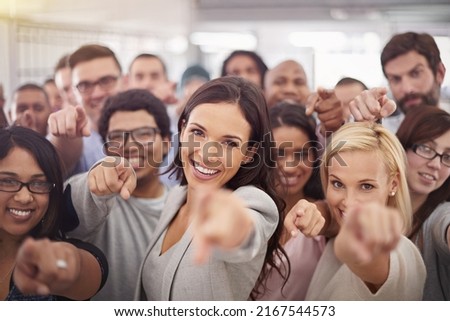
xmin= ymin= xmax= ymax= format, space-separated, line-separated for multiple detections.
xmin=420 ymin=173 xmax=435 ymax=180
xmin=194 ymin=162 xmax=219 ymax=175
xmin=9 ymin=208 xmax=32 ymax=216
xmin=280 ymin=176 xmax=298 ymax=185
xmin=127 ymin=157 xmax=142 ymax=166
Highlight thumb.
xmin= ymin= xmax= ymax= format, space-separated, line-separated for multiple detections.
xmin=379 ymin=96 xmax=397 ymax=118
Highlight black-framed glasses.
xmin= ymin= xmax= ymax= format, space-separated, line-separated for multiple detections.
xmin=412 ymin=144 xmax=450 ymax=167
xmin=0 ymin=178 xmax=55 ymax=194
xmin=75 ymin=75 xmax=119 ymax=94
xmin=106 ymin=126 xmax=161 ymax=147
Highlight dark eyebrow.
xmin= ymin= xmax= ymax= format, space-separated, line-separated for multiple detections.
xmin=427 ymin=140 xmax=450 ymax=152
xmin=386 ymin=63 xmax=425 ymax=77
xmin=190 ymin=122 xmax=243 ymax=142
xmin=0 ymin=171 xmax=46 ymax=179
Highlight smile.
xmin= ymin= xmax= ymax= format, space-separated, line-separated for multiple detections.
xmin=193 ymin=160 xmax=220 ymax=175
xmin=8 ymin=208 xmax=32 ymax=217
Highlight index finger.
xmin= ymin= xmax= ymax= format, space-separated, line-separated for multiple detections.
xmin=305 ymin=92 xmax=319 ymax=116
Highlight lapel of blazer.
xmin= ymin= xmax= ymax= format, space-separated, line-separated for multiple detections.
xmin=135 ymin=185 xmax=188 ymax=300
xmin=161 ymin=223 xmax=194 ymax=300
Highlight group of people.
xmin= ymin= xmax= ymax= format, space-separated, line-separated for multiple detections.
xmin=0 ymin=30 xmax=449 ymax=301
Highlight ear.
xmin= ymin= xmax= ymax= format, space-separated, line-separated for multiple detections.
xmin=242 ymin=145 xmax=257 ymax=164
xmin=436 ymin=62 xmax=446 ymax=85
xmin=389 ymin=172 xmax=400 ymax=197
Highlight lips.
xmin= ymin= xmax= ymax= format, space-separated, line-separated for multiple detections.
xmin=279 ymin=175 xmax=300 ymax=187
xmin=7 ymin=207 xmax=34 ymax=221
xmin=189 ymin=159 xmax=221 ymax=181
xmin=418 ymin=171 xmax=437 ymax=184
xmin=192 ymin=160 xmax=219 ymax=175
xmin=126 ymin=156 xmax=145 ymax=169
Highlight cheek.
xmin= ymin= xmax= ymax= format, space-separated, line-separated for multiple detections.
xmin=38 ymin=196 xmax=50 ymax=219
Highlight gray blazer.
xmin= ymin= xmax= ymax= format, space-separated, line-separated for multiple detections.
xmin=134 ymin=184 xmax=279 ymax=300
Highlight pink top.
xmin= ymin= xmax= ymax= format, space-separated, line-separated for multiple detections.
xmin=257 ymin=234 xmax=325 ymax=301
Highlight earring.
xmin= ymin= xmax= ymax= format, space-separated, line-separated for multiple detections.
xmin=390 ymin=191 xmax=396 ymax=196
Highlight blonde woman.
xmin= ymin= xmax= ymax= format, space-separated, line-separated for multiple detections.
xmin=286 ymin=122 xmax=426 ymax=300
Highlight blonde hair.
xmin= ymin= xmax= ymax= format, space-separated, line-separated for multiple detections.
xmin=320 ymin=122 xmax=412 ymax=233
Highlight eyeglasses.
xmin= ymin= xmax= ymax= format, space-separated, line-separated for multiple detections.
xmin=75 ymin=75 xmax=119 ymax=94
xmin=0 ymin=178 xmax=55 ymax=194
xmin=106 ymin=127 xmax=161 ymax=147
xmin=412 ymin=144 xmax=450 ymax=167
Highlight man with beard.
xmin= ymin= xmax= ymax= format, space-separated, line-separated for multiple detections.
xmin=349 ymin=32 xmax=446 ymax=132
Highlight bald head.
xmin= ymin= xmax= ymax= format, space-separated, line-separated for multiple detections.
xmin=264 ymin=60 xmax=310 ymax=108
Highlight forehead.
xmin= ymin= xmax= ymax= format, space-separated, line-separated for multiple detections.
xmin=328 ymin=150 xmax=388 ymax=180
xmin=268 ymin=61 xmax=306 ymax=81
xmin=187 ymin=102 xmax=251 ymax=139
xmin=130 ymin=57 xmax=165 ymax=74
xmin=108 ymin=109 xmax=157 ymax=130
xmin=226 ymin=55 xmax=257 ymax=69
xmin=55 ymin=67 xmax=71 ymax=83
xmin=0 ymin=147 xmax=42 ymax=174
xmin=14 ymin=89 xmax=47 ymax=103
xmin=272 ymin=126 xmax=311 ymax=148
xmin=72 ymin=56 xmax=120 ymax=81
xmin=384 ymin=51 xmax=430 ymax=74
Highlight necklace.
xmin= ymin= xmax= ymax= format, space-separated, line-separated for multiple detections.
xmin=0 ymin=262 xmax=15 ymax=285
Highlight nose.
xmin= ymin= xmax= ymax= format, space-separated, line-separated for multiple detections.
xmin=341 ymin=189 xmax=361 ymax=209
xmin=199 ymin=140 xmax=222 ymax=167
xmin=282 ymin=81 xmax=297 ymax=94
xmin=427 ymin=154 xmax=442 ymax=170
xmin=14 ymin=185 xmax=33 ymax=204
xmin=90 ymin=82 xmax=107 ymax=99
xmin=399 ymin=77 xmax=416 ymax=96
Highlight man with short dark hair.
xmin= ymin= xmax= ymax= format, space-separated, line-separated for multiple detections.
xmin=48 ymin=44 xmax=124 ymax=177
xmin=66 ymin=89 xmax=171 ymax=300
xmin=127 ymin=53 xmax=177 ymax=105
xmin=264 ymin=59 xmax=311 ymax=109
xmin=10 ymin=83 xmax=52 ymax=136
xmin=349 ymin=32 xmax=446 ymax=132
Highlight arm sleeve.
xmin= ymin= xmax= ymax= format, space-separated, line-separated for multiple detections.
xmin=64 ymin=171 xmax=117 ymax=240
xmin=65 ymin=238 xmax=109 ymax=293
xmin=212 ymin=185 xmax=279 ymax=263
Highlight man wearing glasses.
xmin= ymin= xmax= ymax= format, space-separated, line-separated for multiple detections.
xmin=48 ymin=44 xmax=123 ymax=177
xmin=65 ymin=89 xmax=171 ymax=300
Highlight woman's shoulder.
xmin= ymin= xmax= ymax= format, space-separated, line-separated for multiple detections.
xmin=234 ymin=185 xmax=275 ymax=204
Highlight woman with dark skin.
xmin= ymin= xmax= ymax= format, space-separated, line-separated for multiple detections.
xmin=0 ymin=126 xmax=107 ymax=300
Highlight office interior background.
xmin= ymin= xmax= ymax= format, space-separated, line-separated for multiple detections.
xmin=0 ymin=0 xmax=449 ymax=108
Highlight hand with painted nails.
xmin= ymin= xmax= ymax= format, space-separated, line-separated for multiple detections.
xmin=88 ymin=156 xmax=137 ymax=200
xmin=349 ymin=87 xmax=397 ymax=122
xmin=284 ymin=199 xmax=325 ymax=239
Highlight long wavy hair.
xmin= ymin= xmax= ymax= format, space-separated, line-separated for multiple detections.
xmin=167 ymin=76 xmax=287 ymax=298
